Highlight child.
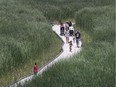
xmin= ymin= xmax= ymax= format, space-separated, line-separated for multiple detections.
xmin=33 ymin=63 xmax=38 ymax=76
xmin=69 ymin=41 xmax=73 ymax=52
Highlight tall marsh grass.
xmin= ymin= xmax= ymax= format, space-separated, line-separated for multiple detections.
xmin=0 ymin=0 xmax=115 ymax=86
xmin=21 ymin=0 xmax=114 ymax=21
xmin=18 ymin=5 xmax=115 ymax=87
xmin=0 ymin=0 xmax=62 ymax=86
xmin=75 ymin=6 xmax=115 ymax=43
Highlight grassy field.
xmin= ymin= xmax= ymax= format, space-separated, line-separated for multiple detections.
xmin=18 ymin=2 xmax=115 ymax=87
xmin=0 ymin=0 xmax=115 ymax=86
xmin=19 ymin=0 xmax=114 ymax=21
xmin=0 ymin=0 xmax=62 ymax=86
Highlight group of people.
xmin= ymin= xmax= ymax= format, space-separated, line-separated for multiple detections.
xmin=60 ymin=21 xmax=73 ymax=36
xmin=33 ymin=21 xmax=81 ymax=76
xmin=60 ymin=21 xmax=81 ymax=52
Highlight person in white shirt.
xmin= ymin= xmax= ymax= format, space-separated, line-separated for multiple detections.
xmin=69 ymin=26 xmax=74 ymax=36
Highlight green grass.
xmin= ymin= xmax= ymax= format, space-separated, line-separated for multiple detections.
xmin=18 ymin=4 xmax=115 ymax=87
xmin=19 ymin=0 xmax=114 ymax=21
xmin=0 ymin=0 xmax=62 ymax=86
xmin=0 ymin=0 xmax=115 ymax=86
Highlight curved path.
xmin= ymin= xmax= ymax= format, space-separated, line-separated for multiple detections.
xmin=10 ymin=24 xmax=82 ymax=87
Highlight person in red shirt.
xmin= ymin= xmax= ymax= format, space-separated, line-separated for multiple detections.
xmin=33 ymin=63 xmax=38 ymax=76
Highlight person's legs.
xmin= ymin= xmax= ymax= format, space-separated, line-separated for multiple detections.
xmin=69 ymin=30 xmax=71 ymax=36
xmin=66 ymin=37 xmax=68 ymax=43
xmin=34 ymin=72 xmax=38 ymax=78
xmin=66 ymin=37 xmax=67 ymax=43
xmin=67 ymin=37 xmax=69 ymax=43
xmin=69 ymin=46 xmax=72 ymax=52
xmin=66 ymin=37 xmax=69 ymax=43
xmin=60 ymin=28 xmax=62 ymax=35
xmin=76 ymin=39 xmax=79 ymax=47
xmin=73 ymin=37 xmax=75 ymax=43
xmin=34 ymin=72 xmax=37 ymax=75
xmin=78 ymin=40 xmax=82 ymax=48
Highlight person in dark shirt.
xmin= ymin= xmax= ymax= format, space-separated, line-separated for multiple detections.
xmin=75 ymin=30 xmax=81 ymax=48
xmin=68 ymin=21 xmax=72 ymax=27
xmin=60 ymin=22 xmax=65 ymax=36
xmin=65 ymin=22 xmax=69 ymax=30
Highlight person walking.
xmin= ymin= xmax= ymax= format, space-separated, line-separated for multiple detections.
xmin=73 ymin=31 xmax=76 ymax=43
xmin=68 ymin=21 xmax=72 ymax=27
xmin=69 ymin=41 xmax=73 ymax=52
xmin=60 ymin=22 xmax=65 ymax=36
xmin=69 ymin=26 xmax=74 ymax=36
xmin=75 ymin=30 xmax=81 ymax=48
xmin=65 ymin=28 xmax=69 ymax=43
xmin=33 ymin=63 xmax=38 ymax=77
xmin=65 ymin=22 xmax=69 ymax=30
